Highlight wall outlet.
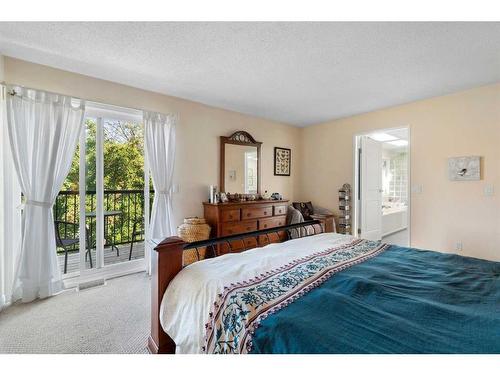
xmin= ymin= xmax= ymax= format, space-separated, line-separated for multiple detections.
xmin=455 ymin=242 xmax=463 ymax=251
xmin=484 ymin=185 xmax=494 ymax=196
xmin=412 ymin=185 xmax=423 ymax=194
xmin=172 ymin=184 xmax=180 ymax=193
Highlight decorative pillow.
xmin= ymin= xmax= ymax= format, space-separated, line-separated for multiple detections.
xmin=292 ymin=201 xmax=314 ymax=220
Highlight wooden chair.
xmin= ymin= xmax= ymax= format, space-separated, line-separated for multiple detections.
xmin=54 ymin=220 xmax=93 ymax=273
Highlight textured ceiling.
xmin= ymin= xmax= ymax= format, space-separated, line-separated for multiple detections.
xmin=0 ymin=22 xmax=499 ymax=126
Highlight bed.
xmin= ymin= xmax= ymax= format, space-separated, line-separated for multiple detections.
xmin=148 ymin=221 xmax=500 ymax=354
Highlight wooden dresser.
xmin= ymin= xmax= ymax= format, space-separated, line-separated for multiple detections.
xmin=203 ymin=199 xmax=289 ymax=254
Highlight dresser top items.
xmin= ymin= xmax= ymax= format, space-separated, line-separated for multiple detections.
xmin=203 ymin=199 xmax=288 ymax=207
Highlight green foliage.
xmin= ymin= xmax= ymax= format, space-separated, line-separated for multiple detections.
xmin=62 ymin=119 xmax=145 ymax=191
xmin=103 ymin=123 xmax=144 ymax=190
xmin=55 ymin=119 xmax=148 ymax=252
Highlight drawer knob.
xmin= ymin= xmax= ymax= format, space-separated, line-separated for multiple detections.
xmin=247 ymin=227 xmax=252 ymax=231
xmin=264 ymin=211 xmax=267 ymax=215
xmin=247 ymin=213 xmax=251 ymax=217
xmin=264 ymin=224 xmax=267 ymax=228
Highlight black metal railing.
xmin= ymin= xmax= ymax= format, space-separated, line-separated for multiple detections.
xmin=54 ymin=190 xmax=154 ymax=253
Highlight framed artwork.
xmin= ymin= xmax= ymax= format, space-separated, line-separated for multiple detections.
xmin=448 ymin=156 xmax=481 ymax=181
xmin=274 ymin=147 xmax=291 ymax=176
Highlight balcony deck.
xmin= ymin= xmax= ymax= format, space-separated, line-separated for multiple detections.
xmin=57 ymin=241 xmax=145 ymax=274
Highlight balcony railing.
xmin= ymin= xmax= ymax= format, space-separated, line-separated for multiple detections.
xmin=54 ymin=189 xmax=154 ymax=253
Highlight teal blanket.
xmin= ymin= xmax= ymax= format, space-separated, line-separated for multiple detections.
xmin=250 ymin=245 xmax=500 ymax=353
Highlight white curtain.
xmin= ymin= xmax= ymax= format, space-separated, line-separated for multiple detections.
xmin=144 ymin=111 xmax=176 ymax=240
xmin=6 ymin=86 xmax=85 ymax=303
xmin=0 ymin=85 xmax=22 ymax=311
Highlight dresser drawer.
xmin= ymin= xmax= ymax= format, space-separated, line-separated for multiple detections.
xmin=221 ymin=220 xmax=258 ymax=236
xmin=259 ymin=216 xmax=286 ymax=230
xmin=221 ymin=209 xmax=240 ymax=222
xmin=241 ymin=206 xmax=272 ymax=220
xmin=273 ymin=205 xmax=288 ymax=216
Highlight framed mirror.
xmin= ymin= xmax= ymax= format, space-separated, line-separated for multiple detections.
xmin=220 ymin=131 xmax=262 ymax=194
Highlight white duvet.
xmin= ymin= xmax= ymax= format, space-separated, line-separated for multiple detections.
xmin=160 ymin=232 xmax=354 ymax=353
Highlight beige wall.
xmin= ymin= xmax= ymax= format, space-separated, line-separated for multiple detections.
xmin=3 ymin=57 xmax=300 ymax=228
xmin=297 ymin=83 xmax=500 ymax=261
xmin=4 ymin=56 xmax=500 ymax=261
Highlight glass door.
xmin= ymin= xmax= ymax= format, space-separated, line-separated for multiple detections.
xmin=57 ymin=105 xmax=148 ymax=279
xmin=101 ymin=118 xmax=146 ymax=267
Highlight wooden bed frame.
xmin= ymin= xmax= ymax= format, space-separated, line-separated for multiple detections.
xmin=147 ymin=219 xmax=324 ymax=354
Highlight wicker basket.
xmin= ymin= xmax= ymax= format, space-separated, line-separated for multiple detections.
xmin=177 ymin=217 xmax=211 ymax=265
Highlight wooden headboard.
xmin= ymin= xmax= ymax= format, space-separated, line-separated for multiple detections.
xmin=147 ymin=220 xmax=324 ymax=354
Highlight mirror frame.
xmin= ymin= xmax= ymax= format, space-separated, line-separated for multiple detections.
xmin=220 ymin=131 xmax=262 ymax=194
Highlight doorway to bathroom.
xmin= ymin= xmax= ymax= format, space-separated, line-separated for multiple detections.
xmin=353 ymin=127 xmax=410 ymax=246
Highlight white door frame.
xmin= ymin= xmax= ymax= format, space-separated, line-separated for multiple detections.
xmin=359 ymin=136 xmax=383 ymax=240
xmin=63 ymin=104 xmax=149 ymax=284
xmin=95 ymin=116 xmax=105 ymax=269
xmin=352 ymin=125 xmax=411 ymax=245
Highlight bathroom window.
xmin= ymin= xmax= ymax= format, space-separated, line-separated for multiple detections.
xmin=383 ymin=151 xmax=408 ymax=204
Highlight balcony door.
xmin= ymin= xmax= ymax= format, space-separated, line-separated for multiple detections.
xmin=56 ymin=103 xmax=150 ymax=280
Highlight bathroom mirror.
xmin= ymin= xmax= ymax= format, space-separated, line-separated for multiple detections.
xmin=220 ymin=131 xmax=262 ymax=194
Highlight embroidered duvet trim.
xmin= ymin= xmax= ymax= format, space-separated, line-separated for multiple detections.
xmin=203 ymin=239 xmax=389 ymax=354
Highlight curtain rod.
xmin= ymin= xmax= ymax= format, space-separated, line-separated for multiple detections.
xmin=0 ymin=81 xmax=177 ymax=119
xmin=1 ymin=81 xmax=80 ymax=100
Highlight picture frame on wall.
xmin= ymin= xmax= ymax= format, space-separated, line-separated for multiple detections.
xmin=274 ymin=147 xmax=291 ymax=176
xmin=448 ymin=156 xmax=481 ymax=181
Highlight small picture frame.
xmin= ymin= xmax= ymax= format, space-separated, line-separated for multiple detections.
xmin=274 ymin=147 xmax=291 ymax=176
xmin=448 ymin=156 xmax=481 ymax=181
xmin=219 ymin=192 xmax=229 ymax=203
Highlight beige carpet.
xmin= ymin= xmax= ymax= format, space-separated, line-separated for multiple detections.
xmin=0 ymin=272 xmax=150 ymax=354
